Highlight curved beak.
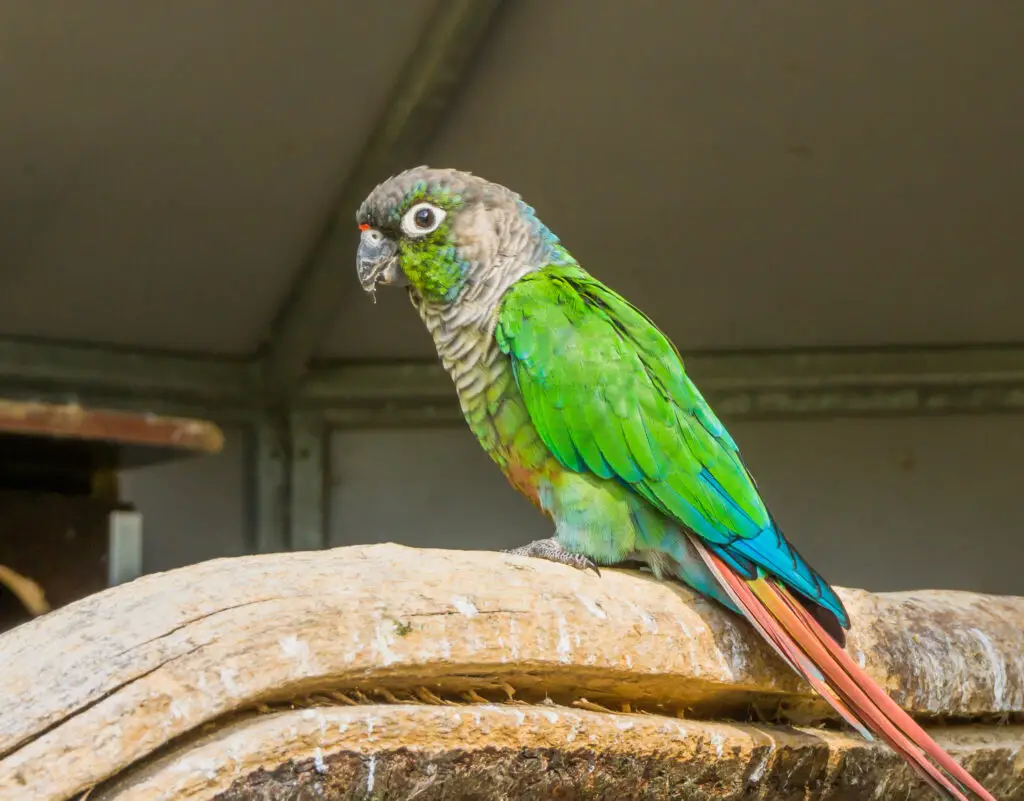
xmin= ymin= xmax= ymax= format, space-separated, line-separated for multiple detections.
xmin=357 ymin=228 xmax=406 ymax=300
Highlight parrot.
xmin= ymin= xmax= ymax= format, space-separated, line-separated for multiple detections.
xmin=355 ymin=166 xmax=995 ymax=801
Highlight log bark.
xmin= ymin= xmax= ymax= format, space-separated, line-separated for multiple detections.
xmin=1 ymin=543 xmax=1022 ymax=800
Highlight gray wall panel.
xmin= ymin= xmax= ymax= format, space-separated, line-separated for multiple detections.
xmin=329 ymin=417 xmax=1024 ymax=596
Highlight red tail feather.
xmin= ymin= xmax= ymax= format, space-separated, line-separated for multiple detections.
xmin=689 ymin=535 xmax=996 ymax=801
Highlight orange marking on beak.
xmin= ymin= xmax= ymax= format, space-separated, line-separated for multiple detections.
xmin=358 ymin=223 xmax=370 ymax=231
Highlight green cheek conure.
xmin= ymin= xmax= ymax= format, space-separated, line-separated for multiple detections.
xmin=355 ymin=166 xmax=994 ymax=801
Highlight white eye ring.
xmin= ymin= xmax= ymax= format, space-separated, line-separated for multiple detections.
xmin=400 ymin=202 xmax=446 ymax=237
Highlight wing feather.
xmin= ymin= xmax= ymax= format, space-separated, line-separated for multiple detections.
xmin=496 ymin=265 xmax=849 ymax=629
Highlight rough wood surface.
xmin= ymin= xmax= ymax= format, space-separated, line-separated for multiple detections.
xmin=96 ymin=705 xmax=1024 ymax=801
xmin=1 ymin=544 xmax=1022 ymax=801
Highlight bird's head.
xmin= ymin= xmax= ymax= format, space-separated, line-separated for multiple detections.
xmin=355 ymin=166 xmax=563 ymax=305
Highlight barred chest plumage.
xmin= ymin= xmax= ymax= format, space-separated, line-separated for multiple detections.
xmin=409 ymin=285 xmax=514 ymax=452
xmin=407 ymin=279 xmax=555 ymax=494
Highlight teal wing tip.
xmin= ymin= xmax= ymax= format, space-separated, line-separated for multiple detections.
xmin=717 ymin=528 xmax=851 ymax=642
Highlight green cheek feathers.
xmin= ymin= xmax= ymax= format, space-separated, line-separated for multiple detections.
xmin=400 ymin=235 xmax=470 ymax=302
xmin=391 ymin=187 xmax=469 ymax=303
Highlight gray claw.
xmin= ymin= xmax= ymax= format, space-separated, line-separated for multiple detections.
xmin=503 ymin=538 xmax=601 ymax=577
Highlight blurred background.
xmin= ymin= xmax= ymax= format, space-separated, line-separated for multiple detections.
xmin=1 ymin=1 xmax=1022 ymax=629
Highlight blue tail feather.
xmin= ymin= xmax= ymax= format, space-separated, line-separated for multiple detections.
xmin=713 ymin=525 xmax=850 ymax=631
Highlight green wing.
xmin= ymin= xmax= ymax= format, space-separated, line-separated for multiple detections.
xmin=495 ymin=263 xmax=847 ymax=625
xmin=495 ymin=263 xmax=768 ymax=543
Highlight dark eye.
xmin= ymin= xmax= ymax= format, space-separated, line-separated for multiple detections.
xmin=400 ymin=202 xmax=446 ymax=237
xmin=414 ymin=207 xmax=435 ymax=229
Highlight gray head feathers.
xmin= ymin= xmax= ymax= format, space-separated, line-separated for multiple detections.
xmin=356 ymin=166 xmax=523 ymax=231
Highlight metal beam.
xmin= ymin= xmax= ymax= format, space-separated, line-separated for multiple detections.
xmin=287 ymin=411 xmax=327 ymax=551
xmin=0 ymin=337 xmax=261 ymax=413
xmin=260 ymin=0 xmax=507 ymax=397
xmin=299 ymin=345 xmax=1024 ymax=426
xmin=249 ymin=417 xmax=288 ymax=554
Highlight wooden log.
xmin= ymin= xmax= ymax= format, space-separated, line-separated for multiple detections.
xmin=96 ymin=706 xmax=1023 ymax=801
xmin=1 ymin=544 xmax=1022 ymax=800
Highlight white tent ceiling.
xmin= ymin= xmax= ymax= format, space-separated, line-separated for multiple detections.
xmin=1 ymin=0 xmax=1021 ymax=365
xmin=0 ymin=0 xmax=432 ymax=354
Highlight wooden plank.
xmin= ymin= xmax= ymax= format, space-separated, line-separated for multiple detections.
xmin=0 ymin=400 xmax=223 ymax=461
xmin=0 ymin=400 xmax=223 ymax=494
xmin=0 ymin=544 xmax=1020 ymax=800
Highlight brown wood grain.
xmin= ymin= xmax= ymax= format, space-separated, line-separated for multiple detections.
xmin=0 ymin=400 xmax=221 ymax=452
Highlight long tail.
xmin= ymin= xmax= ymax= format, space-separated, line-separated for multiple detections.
xmin=689 ymin=534 xmax=996 ymax=801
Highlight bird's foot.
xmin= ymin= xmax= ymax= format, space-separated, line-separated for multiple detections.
xmin=502 ymin=538 xmax=601 ymax=576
